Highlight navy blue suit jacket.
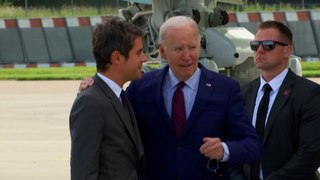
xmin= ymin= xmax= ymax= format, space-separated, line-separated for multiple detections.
xmin=126 ymin=64 xmax=262 ymax=180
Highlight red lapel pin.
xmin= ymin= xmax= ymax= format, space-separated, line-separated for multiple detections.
xmin=283 ymin=90 xmax=290 ymax=96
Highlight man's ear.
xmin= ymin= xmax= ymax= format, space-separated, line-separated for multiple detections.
xmin=159 ymin=44 xmax=166 ymax=59
xmin=110 ymin=50 xmax=121 ymax=64
xmin=284 ymin=45 xmax=292 ymax=59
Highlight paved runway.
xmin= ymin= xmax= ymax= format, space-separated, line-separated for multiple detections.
xmin=0 ymin=79 xmax=319 ymax=179
xmin=0 ymin=80 xmax=80 ymax=180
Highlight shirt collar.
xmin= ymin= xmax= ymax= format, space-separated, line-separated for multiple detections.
xmin=97 ymin=73 xmax=123 ymax=98
xmin=259 ymin=68 xmax=288 ymax=92
xmin=168 ymin=67 xmax=201 ymax=91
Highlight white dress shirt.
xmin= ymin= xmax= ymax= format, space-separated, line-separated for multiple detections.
xmin=252 ymin=68 xmax=288 ymax=179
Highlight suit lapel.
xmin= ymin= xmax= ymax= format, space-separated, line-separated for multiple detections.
xmin=156 ymin=66 xmax=175 ymax=130
xmin=184 ymin=66 xmax=215 ymax=136
xmin=264 ymin=70 xmax=295 ymax=143
xmin=122 ymin=92 xmax=144 ymax=152
xmin=245 ymin=79 xmax=260 ymax=123
xmin=93 ymin=75 xmax=140 ymax=150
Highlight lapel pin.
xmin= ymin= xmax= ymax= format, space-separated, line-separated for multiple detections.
xmin=283 ymin=90 xmax=290 ymax=96
xmin=206 ymin=83 xmax=212 ymax=87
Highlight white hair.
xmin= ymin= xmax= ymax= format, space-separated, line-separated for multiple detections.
xmin=158 ymin=16 xmax=200 ymax=46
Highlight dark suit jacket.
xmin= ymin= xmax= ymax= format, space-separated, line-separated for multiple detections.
xmin=232 ymin=69 xmax=320 ymax=180
xmin=69 ymin=74 xmax=144 ymax=180
xmin=126 ymin=64 xmax=262 ymax=180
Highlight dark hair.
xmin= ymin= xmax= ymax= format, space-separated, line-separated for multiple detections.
xmin=258 ymin=20 xmax=292 ymax=45
xmin=92 ymin=17 xmax=143 ymax=72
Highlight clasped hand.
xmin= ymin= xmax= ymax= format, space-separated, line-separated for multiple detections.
xmin=199 ymin=137 xmax=224 ymax=161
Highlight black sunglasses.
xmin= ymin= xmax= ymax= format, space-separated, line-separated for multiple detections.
xmin=250 ymin=40 xmax=288 ymax=51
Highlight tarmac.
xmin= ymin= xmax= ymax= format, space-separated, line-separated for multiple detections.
xmin=0 ymin=80 xmax=80 ymax=180
xmin=0 ymin=78 xmax=319 ymax=180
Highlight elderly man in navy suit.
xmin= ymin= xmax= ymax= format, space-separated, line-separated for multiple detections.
xmin=126 ymin=16 xmax=262 ymax=179
xmin=79 ymin=16 xmax=262 ymax=180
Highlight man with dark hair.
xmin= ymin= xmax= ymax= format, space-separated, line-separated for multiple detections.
xmin=231 ymin=20 xmax=320 ymax=180
xmin=69 ymin=17 xmax=147 ymax=180
xmin=125 ymin=16 xmax=262 ymax=179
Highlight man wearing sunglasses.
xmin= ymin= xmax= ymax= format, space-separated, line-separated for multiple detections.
xmin=231 ymin=20 xmax=320 ymax=180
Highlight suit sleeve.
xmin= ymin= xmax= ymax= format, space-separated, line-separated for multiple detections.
xmin=224 ymin=81 xmax=263 ymax=165
xmin=69 ymin=94 xmax=104 ymax=180
xmin=266 ymin=85 xmax=320 ymax=180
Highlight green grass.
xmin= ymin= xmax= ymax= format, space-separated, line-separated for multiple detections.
xmin=0 ymin=66 xmax=96 ymax=80
xmin=302 ymin=71 xmax=320 ymax=77
xmin=0 ymin=62 xmax=319 ymax=80
xmin=232 ymin=3 xmax=320 ymax=12
xmin=0 ymin=5 xmax=120 ymax=18
xmin=301 ymin=61 xmax=320 ymax=71
xmin=0 ymin=3 xmax=319 ymax=19
xmin=301 ymin=62 xmax=320 ymax=78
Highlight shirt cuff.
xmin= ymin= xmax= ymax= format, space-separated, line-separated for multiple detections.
xmin=220 ymin=142 xmax=230 ymax=162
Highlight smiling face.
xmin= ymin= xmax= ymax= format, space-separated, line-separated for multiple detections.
xmin=159 ymin=23 xmax=200 ymax=82
xmin=253 ymin=27 xmax=292 ymax=81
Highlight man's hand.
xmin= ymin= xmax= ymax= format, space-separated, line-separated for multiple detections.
xmin=78 ymin=77 xmax=94 ymax=94
xmin=199 ymin=137 xmax=224 ymax=161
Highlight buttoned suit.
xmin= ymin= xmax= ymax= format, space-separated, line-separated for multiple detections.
xmin=232 ymin=69 xmax=320 ymax=180
xmin=70 ymin=74 xmax=144 ymax=180
xmin=126 ymin=64 xmax=262 ymax=180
